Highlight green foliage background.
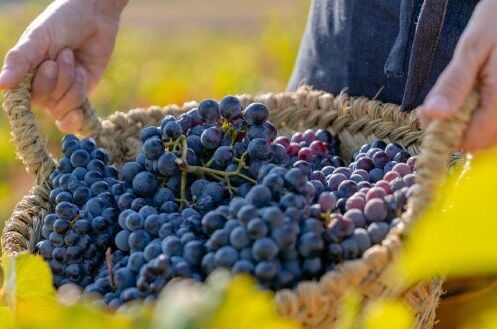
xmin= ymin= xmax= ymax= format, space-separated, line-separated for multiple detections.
xmin=0 ymin=0 xmax=308 ymax=230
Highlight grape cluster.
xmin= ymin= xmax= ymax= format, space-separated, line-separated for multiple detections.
xmin=319 ymin=141 xmax=417 ymax=263
xmin=199 ymin=166 xmax=328 ymax=290
xmin=36 ymin=94 xmax=418 ymax=307
xmin=36 ymin=136 xmax=124 ymax=287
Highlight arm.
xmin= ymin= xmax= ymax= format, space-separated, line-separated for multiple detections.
xmin=0 ymin=0 xmax=128 ymax=133
xmin=418 ymin=0 xmax=497 ymax=152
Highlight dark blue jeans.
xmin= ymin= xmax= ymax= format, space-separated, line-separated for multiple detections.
xmin=288 ymin=0 xmax=478 ymax=110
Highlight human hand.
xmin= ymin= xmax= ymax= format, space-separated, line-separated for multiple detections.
xmin=0 ymin=0 xmax=128 ymax=133
xmin=418 ymin=0 xmax=497 ymax=152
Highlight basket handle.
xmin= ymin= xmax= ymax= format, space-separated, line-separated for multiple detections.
xmin=2 ymin=73 xmax=103 ymax=183
xmin=404 ymin=91 xmax=479 ymax=223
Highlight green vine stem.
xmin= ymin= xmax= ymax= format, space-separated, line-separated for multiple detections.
xmin=170 ymin=134 xmax=257 ymax=209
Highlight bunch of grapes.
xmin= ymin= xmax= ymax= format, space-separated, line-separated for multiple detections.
xmin=36 ymin=136 xmax=124 ymax=287
xmin=35 ymin=94 xmax=419 ymax=308
xmin=319 ymin=141 xmax=417 ymax=263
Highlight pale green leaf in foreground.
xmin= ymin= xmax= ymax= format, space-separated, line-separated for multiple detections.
xmin=0 ymin=254 xmax=56 ymax=313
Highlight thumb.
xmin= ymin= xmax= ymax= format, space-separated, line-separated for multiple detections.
xmin=422 ymin=44 xmax=483 ymax=120
xmin=0 ymin=33 xmax=47 ymax=89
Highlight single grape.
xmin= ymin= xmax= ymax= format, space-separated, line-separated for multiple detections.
xmin=344 ymin=209 xmax=367 ymax=228
xmin=200 ymin=127 xmax=222 ymax=149
xmin=198 ymin=99 xmax=221 ymax=124
xmin=243 ymin=103 xmax=269 ymax=126
xmin=368 ymin=222 xmax=390 ymax=244
xmin=364 ymin=198 xmax=388 ymax=222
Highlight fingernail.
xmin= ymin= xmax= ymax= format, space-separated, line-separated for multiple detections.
xmin=62 ymin=49 xmax=73 ymax=64
xmin=425 ymin=95 xmax=451 ymax=114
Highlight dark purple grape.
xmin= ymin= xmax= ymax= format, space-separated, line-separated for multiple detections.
xmin=385 ymin=143 xmax=403 ymax=159
xmin=394 ymin=151 xmax=410 ymax=163
xmin=327 ymin=173 xmax=347 ymax=191
xmin=371 ymin=140 xmax=387 ymax=150
xmin=200 ymin=127 xmax=222 ymax=149
xmin=383 ymin=161 xmax=398 ymax=173
xmin=344 ymin=209 xmax=367 ymax=228
xmin=341 ymin=237 xmax=359 ymax=260
xmin=248 ymin=138 xmax=270 ymax=160
xmin=368 ymin=222 xmax=390 ymax=244
xmin=337 ymin=180 xmax=358 ymax=199
xmin=355 ymin=157 xmax=374 ymax=171
xmin=198 ymin=99 xmax=221 ymax=124
xmin=368 ymin=168 xmax=384 ymax=183
xmin=243 ymin=103 xmax=268 ymax=126
xmin=162 ymin=121 xmax=183 ymax=140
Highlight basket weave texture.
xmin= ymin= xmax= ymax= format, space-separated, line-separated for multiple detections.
xmin=1 ymin=75 xmax=478 ymax=328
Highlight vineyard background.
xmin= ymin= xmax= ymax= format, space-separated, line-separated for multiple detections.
xmin=0 ymin=0 xmax=308 ymax=230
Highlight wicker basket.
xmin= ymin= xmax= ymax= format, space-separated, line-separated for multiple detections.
xmin=1 ymin=74 xmax=477 ymax=328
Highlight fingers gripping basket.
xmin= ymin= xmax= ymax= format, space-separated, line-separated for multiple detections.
xmin=1 ymin=74 xmax=478 ymax=328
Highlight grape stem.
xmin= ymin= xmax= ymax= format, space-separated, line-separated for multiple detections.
xmin=173 ymin=135 xmax=257 ymax=209
xmin=179 ymin=136 xmax=188 ymax=210
xmin=186 ymin=165 xmax=256 ymax=184
xmin=105 ymin=248 xmax=115 ymax=290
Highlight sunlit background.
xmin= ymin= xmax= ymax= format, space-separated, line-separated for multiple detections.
xmin=0 ymin=0 xmax=308 ymax=229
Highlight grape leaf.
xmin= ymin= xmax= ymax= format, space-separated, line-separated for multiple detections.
xmin=0 ymin=306 xmax=14 ymax=329
xmin=397 ymin=148 xmax=497 ymax=283
xmin=362 ymin=300 xmax=413 ymax=329
xmin=0 ymin=254 xmax=56 ymax=314
xmin=207 ymin=275 xmax=298 ymax=329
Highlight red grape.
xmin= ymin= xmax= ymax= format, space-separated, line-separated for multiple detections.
xmin=375 ymin=180 xmax=392 ymax=194
xmin=366 ymin=187 xmax=386 ymax=201
xmin=298 ymin=147 xmax=314 ymax=161
xmin=364 ymin=198 xmax=388 ymax=222
xmin=392 ymin=163 xmax=411 ymax=177
xmin=274 ymin=136 xmax=290 ymax=150
xmin=383 ymin=171 xmax=400 ymax=182
xmin=287 ymin=143 xmax=301 ymax=156
xmin=291 ymin=132 xmax=303 ymax=143
xmin=310 ymin=140 xmax=326 ymax=154
xmin=345 ymin=196 xmax=366 ymax=211
xmin=302 ymin=129 xmax=316 ymax=144
xmin=407 ymin=156 xmax=417 ymax=170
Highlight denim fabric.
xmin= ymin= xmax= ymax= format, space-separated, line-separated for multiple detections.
xmin=288 ymin=0 xmax=479 ymax=110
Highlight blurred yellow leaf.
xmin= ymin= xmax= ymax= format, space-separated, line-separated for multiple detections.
xmin=208 ymin=275 xmax=299 ymax=329
xmin=363 ymin=300 xmax=414 ymax=329
xmin=397 ymin=148 xmax=497 ymax=283
xmin=0 ymin=254 xmax=56 ymax=314
xmin=0 ymin=306 xmax=14 ymax=329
